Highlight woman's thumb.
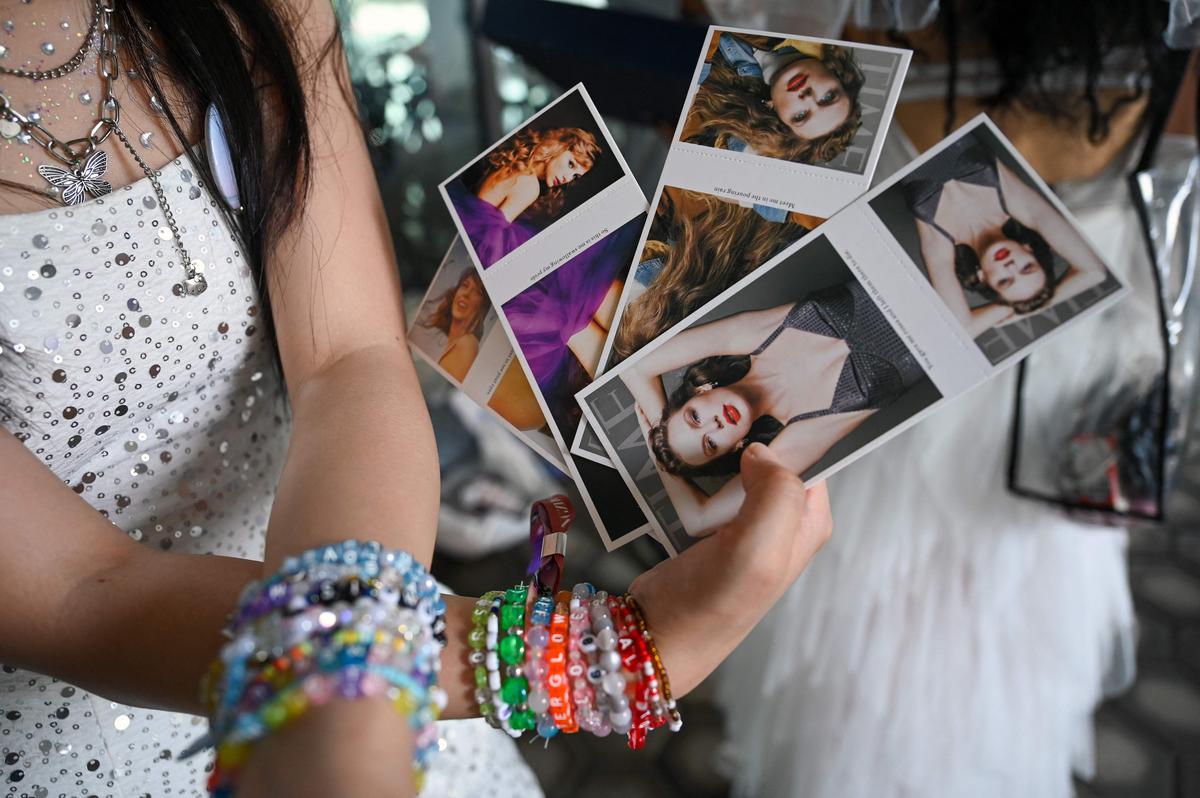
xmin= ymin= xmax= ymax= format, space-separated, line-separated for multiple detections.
xmin=733 ymin=443 xmax=808 ymax=535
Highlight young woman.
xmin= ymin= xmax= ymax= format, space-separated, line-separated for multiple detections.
xmin=447 ymin=126 xmax=601 ymax=268
xmin=609 ymin=187 xmax=818 ymax=366
xmin=419 ymin=270 xmax=490 ymax=381
xmin=0 ymin=3 xmax=832 ymax=797
xmin=680 ymin=32 xmax=865 ymax=164
xmin=624 ymin=281 xmax=923 ymax=536
xmin=900 ymin=134 xmax=1109 ymax=336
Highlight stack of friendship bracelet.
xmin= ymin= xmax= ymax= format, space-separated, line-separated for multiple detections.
xmin=181 ymin=541 xmax=449 ymax=797
xmin=470 ymin=580 xmax=681 ymax=749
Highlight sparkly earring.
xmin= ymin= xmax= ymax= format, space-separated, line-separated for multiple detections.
xmin=697 ymin=382 xmax=715 ymax=393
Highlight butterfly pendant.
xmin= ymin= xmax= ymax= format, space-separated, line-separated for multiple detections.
xmin=37 ymin=150 xmax=112 ymax=206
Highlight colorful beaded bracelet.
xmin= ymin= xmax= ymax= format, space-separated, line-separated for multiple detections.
xmin=468 ymin=590 xmax=504 ymax=728
xmin=606 ymin=594 xmax=656 ymax=750
xmin=624 ymin=593 xmax=682 ymax=732
xmin=567 ymin=586 xmax=601 ymax=735
xmin=523 ymin=594 xmax=558 ymax=740
xmin=185 ymin=540 xmax=447 ymax=796
xmin=546 ymin=592 xmax=577 ymax=733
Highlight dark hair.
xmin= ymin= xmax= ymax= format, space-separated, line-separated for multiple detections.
xmin=953 ymin=217 xmax=1059 ymax=314
xmin=684 ymin=38 xmax=865 ymax=164
xmin=649 ymin=355 xmax=782 ymax=479
xmin=1 ymin=0 xmax=342 ymax=431
xmin=919 ymin=0 xmax=1174 ymax=141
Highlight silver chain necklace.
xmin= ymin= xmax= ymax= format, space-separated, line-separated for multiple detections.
xmin=0 ymin=0 xmax=101 ymax=80
xmin=0 ymin=0 xmax=208 ymax=296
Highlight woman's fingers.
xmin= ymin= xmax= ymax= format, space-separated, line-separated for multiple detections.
xmin=721 ymin=443 xmax=824 ymax=593
xmin=787 ymin=481 xmax=832 ymax=580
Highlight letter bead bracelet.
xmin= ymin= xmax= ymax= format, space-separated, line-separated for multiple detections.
xmin=183 ymin=541 xmax=448 ymax=797
xmin=470 ymin=579 xmax=681 ymax=749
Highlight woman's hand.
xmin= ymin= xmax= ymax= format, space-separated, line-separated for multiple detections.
xmin=627 ymin=442 xmax=832 ymax=698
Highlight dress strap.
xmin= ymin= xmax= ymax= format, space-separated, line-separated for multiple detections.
xmin=751 ymin=302 xmax=800 ymax=356
xmin=925 ymin=216 xmax=958 ymax=245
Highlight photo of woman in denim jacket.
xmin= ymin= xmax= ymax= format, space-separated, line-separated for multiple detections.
xmin=680 ymin=32 xmax=865 ymax=164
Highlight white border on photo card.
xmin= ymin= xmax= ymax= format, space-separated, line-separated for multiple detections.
xmin=570 ymin=414 xmax=614 ymax=466
xmin=437 ymin=84 xmax=653 ymax=549
xmin=407 ymin=238 xmax=568 ymax=471
xmin=438 ymin=84 xmax=646 ymax=305
xmin=575 ymin=115 xmax=1127 ymax=550
xmin=666 ymin=26 xmax=911 ymax=216
xmin=568 ymin=29 xmax=909 ymax=474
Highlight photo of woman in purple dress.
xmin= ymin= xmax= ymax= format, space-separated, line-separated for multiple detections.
xmin=503 ymin=213 xmax=645 ymax=438
xmin=444 ymin=88 xmax=630 ymax=274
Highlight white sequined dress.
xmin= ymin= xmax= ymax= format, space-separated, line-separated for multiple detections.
xmin=0 ymin=154 xmax=542 ymax=798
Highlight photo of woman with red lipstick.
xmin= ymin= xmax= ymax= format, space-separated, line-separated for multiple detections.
xmin=445 ymin=88 xmax=626 ymax=269
xmin=612 ymin=236 xmax=939 ymax=540
xmin=870 ymin=126 xmax=1120 ymax=363
xmin=680 ymin=31 xmax=867 ymax=166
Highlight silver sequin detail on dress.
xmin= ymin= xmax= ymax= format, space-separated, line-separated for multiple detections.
xmin=0 ymin=154 xmax=543 ymax=797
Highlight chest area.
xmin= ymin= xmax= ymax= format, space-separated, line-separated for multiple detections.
xmin=0 ymin=162 xmax=272 ymax=471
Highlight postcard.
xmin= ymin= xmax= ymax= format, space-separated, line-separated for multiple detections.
xmin=570 ymin=26 xmax=911 ymax=469
xmin=576 ymin=116 xmax=1127 ymax=555
xmin=439 ymin=84 xmax=654 ymax=549
xmin=408 ymin=237 xmax=565 ymax=470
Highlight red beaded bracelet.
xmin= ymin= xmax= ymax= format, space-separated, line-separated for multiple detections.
xmin=607 ymin=595 xmax=658 ymax=749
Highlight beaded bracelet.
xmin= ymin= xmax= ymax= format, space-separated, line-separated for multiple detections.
xmin=468 ymin=590 xmax=504 ymax=727
xmin=497 ymin=584 xmax=532 ymax=735
xmin=624 ymin=593 xmax=682 ymax=732
xmin=566 ymin=584 xmax=597 ymax=735
xmin=484 ymin=592 xmax=509 ymax=730
xmin=523 ymin=594 xmax=558 ymax=740
xmin=591 ymin=592 xmax=630 ymax=738
xmin=185 ymin=540 xmax=447 ymax=796
xmin=606 ymin=594 xmax=656 ymax=750
xmin=546 ymin=592 xmax=577 ymax=732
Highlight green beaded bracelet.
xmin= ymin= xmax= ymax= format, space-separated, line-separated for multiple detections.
xmin=497 ymin=583 xmax=534 ymax=735
xmin=469 ymin=590 xmax=504 ymax=727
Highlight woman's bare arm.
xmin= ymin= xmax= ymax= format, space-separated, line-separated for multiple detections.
xmin=260 ymin=1 xmax=438 ymax=571
xmin=916 ymin=217 xmax=974 ymax=326
xmin=622 ymin=303 xmax=786 ymax=401
xmin=239 ymin=0 xmax=440 ymax=793
xmin=996 ymin=160 xmax=1109 ymax=291
xmin=0 ymin=431 xmax=259 ymax=714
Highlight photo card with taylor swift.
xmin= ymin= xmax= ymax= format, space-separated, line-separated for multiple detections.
xmin=867 ymin=122 xmax=1123 ymax=364
xmin=439 ymin=84 xmax=654 ymax=549
xmin=442 ymin=86 xmax=628 ymax=271
xmin=569 ymin=25 xmax=910 ymax=473
xmin=669 ymin=26 xmax=910 ymax=210
xmin=577 ymin=116 xmax=1127 ymax=555
xmin=407 ymin=237 xmax=565 ymax=470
